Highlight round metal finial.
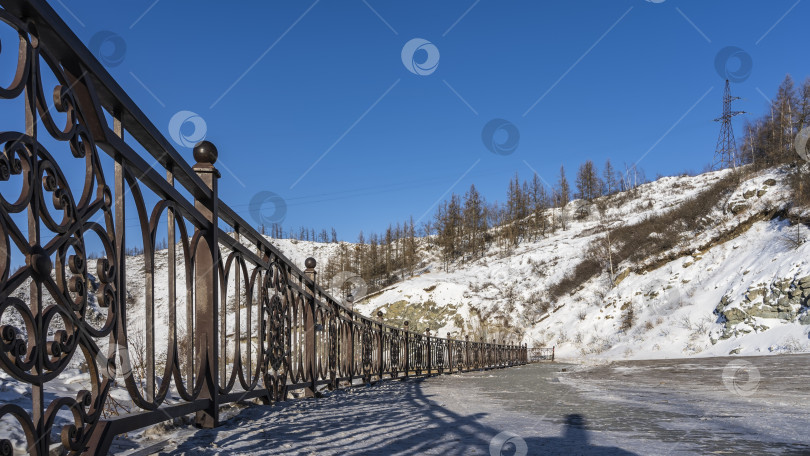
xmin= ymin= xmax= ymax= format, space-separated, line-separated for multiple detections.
xmin=304 ymin=257 xmax=316 ymax=269
xmin=404 ymin=320 xmax=409 ymax=327
xmin=193 ymin=140 xmax=218 ymax=165
xmin=377 ymin=310 xmax=383 ymax=318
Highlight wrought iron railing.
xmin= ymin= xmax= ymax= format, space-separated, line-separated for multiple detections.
xmin=0 ymin=1 xmax=527 ymax=454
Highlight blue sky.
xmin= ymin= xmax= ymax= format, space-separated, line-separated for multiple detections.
xmin=11 ymin=0 xmax=810 ymax=242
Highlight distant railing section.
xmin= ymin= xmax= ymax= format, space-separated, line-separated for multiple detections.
xmin=0 ymin=1 xmax=527 ymax=454
xmin=530 ymin=347 xmax=555 ymax=362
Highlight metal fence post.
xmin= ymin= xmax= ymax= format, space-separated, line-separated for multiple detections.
xmin=506 ymin=341 xmax=510 ymax=366
xmin=377 ymin=311 xmax=384 ymax=382
xmin=446 ymin=332 xmax=453 ymax=374
xmin=425 ymin=328 xmax=432 ymax=376
xmin=349 ymin=313 xmax=356 ymax=385
xmin=345 ymin=296 xmax=354 ymax=387
xmin=329 ymin=301 xmax=338 ymax=390
xmin=477 ymin=337 xmax=482 ymax=370
xmin=192 ymin=141 xmax=220 ymax=428
xmin=402 ymin=321 xmax=410 ymax=379
xmin=478 ymin=337 xmax=487 ymax=369
xmin=304 ymin=257 xmax=317 ymax=397
xmin=464 ymin=335 xmax=470 ymax=372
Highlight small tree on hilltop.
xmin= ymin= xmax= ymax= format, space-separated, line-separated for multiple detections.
xmin=575 ymin=160 xmax=602 ymax=202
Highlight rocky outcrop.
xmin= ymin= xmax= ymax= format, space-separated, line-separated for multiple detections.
xmin=726 ymin=178 xmax=778 ymax=215
xmin=714 ymin=275 xmax=810 ymax=338
xmin=729 ymin=203 xmax=749 ymax=215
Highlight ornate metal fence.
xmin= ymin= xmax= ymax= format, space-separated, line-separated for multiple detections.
xmin=0 ymin=1 xmax=527 ymax=454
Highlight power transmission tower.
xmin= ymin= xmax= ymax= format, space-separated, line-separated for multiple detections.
xmin=713 ymin=79 xmax=745 ymax=169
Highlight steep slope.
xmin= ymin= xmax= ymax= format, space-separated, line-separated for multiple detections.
xmin=347 ymin=167 xmax=810 ymax=360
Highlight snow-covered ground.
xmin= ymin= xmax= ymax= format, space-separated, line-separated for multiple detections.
xmin=116 ymin=356 xmax=810 ymax=455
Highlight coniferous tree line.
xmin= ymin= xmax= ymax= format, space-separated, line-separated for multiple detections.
xmin=322 ymin=218 xmax=419 ymax=295
xmin=250 ymin=163 xmax=655 ymax=300
xmin=737 ymin=74 xmax=810 ymax=202
xmin=739 ymin=74 xmax=810 ymax=168
xmin=315 ymin=159 xmax=647 ymax=298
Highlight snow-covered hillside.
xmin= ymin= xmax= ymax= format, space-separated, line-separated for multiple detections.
xmin=274 ymin=167 xmax=810 ymax=361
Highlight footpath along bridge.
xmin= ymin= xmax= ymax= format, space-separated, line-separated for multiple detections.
xmin=0 ymin=1 xmax=527 ymax=454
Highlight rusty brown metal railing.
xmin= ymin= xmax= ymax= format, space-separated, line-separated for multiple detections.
xmin=0 ymin=1 xmax=528 ymax=454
